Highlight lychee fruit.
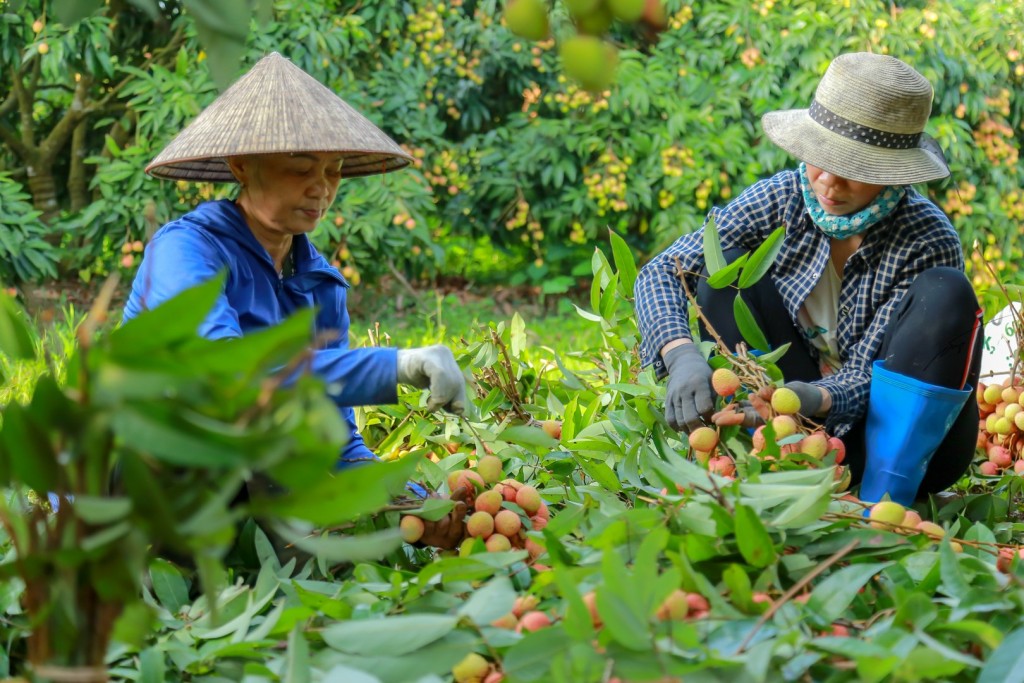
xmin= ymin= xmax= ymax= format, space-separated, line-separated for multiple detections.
xmin=771 ymin=387 xmax=801 ymax=415
xmin=799 ymin=432 xmax=829 ymax=459
xmin=452 ymin=652 xmax=489 ymax=683
xmin=541 ymin=420 xmax=562 ymax=440
xmin=655 ymin=589 xmax=689 ymax=621
xmin=771 ymin=415 xmax=798 ymax=439
xmin=475 ymin=490 xmax=503 ymax=516
xmin=979 ymin=461 xmax=1000 ymax=476
xmin=868 ymin=501 xmax=906 ymax=529
xmin=711 ymin=368 xmax=741 ymax=397
xmin=516 ymin=610 xmax=552 ymax=633
xmin=486 ymin=534 xmax=512 ymax=552
xmin=399 ymin=515 xmax=424 ymax=543
xmin=476 ymin=454 xmax=503 ymax=484
xmin=515 ymin=485 xmax=542 ymax=515
xmin=494 ymin=509 xmax=522 ymax=537
xmin=467 ymin=511 xmax=495 ymax=539
xmin=689 ymin=426 xmax=719 ymax=452
xmin=915 ymin=521 xmax=945 ymax=539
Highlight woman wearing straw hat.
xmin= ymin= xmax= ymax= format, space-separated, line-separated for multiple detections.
xmin=634 ymin=52 xmax=983 ymax=506
xmin=123 ymin=53 xmax=468 ymax=548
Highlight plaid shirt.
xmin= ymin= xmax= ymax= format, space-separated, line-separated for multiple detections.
xmin=634 ymin=169 xmax=964 ymax=437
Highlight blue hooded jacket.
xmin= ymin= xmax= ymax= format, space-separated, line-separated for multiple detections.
xmin=123 ymin=200 xmax=398 ymax=463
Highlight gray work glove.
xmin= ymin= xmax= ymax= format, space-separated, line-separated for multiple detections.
xmin=785 ymin=381 xmax=825 ymax=416
xmin=397 ymin=345 xmax=467 ymax=414
xmin=663 ymin=343 xmax=715 ymax=433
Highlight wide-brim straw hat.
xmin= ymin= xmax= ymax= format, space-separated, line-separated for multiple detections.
xmin=146 ymin=52 xmax=412 ymax=182
xmin=762 ymin=52 xmax=949 ymax=186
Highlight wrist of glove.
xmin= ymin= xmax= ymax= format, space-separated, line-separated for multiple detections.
xmin=397 ymin=345 xmax=467 ymax=415
xmin=784 ymin=381 xmax=826 ymax=417
xmin=662 ymin=343 xmax=715 ymax=433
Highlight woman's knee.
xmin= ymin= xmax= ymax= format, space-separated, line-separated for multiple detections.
xmin=907 ymin=267 xmax=978 ymax=312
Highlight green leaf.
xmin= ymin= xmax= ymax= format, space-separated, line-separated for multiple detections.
xmin=73 ymin=496 xmax=131 ymax=525
xmin=181 ymin=0 xmax=251 ymax=90
xmin=52 ymin=0 xmax=103 ymax=23
xmin=754 ymin=343 xmax=792 ymax=366
xmin=150 ymin=558 xmax=190 ymax=615
xmin=321 ymin=614 xmax=458 ymax=656
xmin=510 ymin=313 xmax=526 ymax=357
xmin=738 ymin=226 xmax=786 ymax=289
xmin=978 ymin=626 xmax=1024 ymax=683
xmin=608 ymin=229 xmax=638 ymax=298
xmin=110 ymin=276 xmax=224 ymax=355
xmin=271 ymin=524 xmax=403 ymax=564
xmin=456 ymin=576 xmax=516 ymax=626
xmin=138 ymin=647 xmax=167 ymax=683
xmin=734 ymin=504 xmax=778 ymax=568
xmin=500 ymin=425 xmax=558 ymax=450
xmin=502 ymin=627 xmax=573 ymax=682
xmin=706 ymin=253 xmax=748 ymax=289
xmin=0 ymin=401 xmax=58 ymax=492
xmin=0 ymin=294 xmax=37 ymax=361
xmin=285 ymin=625 xmax=311 ymax=683
xmin=702 ymin=214 xmax=726 ymax=275
xmin=733 ymin=293 xmax=771 ymax=352
xmin=807 ymin=562 xmax=891 ymax=623
xmin=595 ymin=552 xmax=651 ymax=651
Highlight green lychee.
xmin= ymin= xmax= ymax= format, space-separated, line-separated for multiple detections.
xmin=607 ymin=0 xmax=645 ymax=21
xmin=771 ymin=387 xmax=802 ymax=415
xmin=452 ymin=652 xmax=490 ymax=683
xmin=559 ymin=35 xmax=618 ymax=92
xmin=504 ymin=0 xmax=549 ymax=41
xmin=868 ymin=501 xmax=906 ymax=529
xmin=476 ymin=454 xmax=504 ymax=484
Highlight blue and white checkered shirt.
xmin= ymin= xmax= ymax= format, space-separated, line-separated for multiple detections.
xmin=634 ymin=169 xmax=964 ymax=437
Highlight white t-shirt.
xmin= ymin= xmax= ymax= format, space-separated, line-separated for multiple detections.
xmin=797 ymin=259 xmax=843 ymax=375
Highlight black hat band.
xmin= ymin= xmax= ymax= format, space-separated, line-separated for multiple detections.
xmin=809 ymin=100 xmax=922 ymax=150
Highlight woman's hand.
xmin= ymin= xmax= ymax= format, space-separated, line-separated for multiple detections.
xmin=418 ymin=485 xmax=471 ymax=550
xmin=397 ymin=345 xmax=468 ymax=414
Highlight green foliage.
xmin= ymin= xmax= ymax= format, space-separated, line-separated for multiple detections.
xmin=2 ymin=0 xmax=1022 ymax=294
xmin=0 ymin=279 xmax=429 ymax=672
xmin=0 ymin=176 xmax=57 ymax=283
xmin=0 ymin=231 xmax=1016 ymax=680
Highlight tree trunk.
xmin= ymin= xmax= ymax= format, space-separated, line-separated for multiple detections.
xmin=68 ymin=118 xmax=90 ymax=212
xmin=26 ymin=165 xmax=60 ymax=222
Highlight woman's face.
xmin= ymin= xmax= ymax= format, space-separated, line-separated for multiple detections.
xmin=805 ymin=164 xmax=885 ymax=216
xmin=229 ymin=152 xmax=345 ymax=235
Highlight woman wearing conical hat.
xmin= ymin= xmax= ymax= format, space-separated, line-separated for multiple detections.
xmin=635 ymin=53 xmax=983 ymax=507
xmin=124 ymin=53 xmax=468 ymax=548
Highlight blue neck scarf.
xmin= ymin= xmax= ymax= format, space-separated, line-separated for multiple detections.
xmin=798 ymin=163 xmax=905 ymax=240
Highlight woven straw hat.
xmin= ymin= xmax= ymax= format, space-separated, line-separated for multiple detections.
xmin=146 ymin=52 xmax=412 ymax=182
xmin=762 ymin=53 xmax=949 ymax=185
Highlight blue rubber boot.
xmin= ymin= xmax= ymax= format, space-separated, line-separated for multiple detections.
xmin=859 ymin=360 xmax=972 ymax=506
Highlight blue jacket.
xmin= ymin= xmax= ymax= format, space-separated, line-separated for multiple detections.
xmin=123 ymin=199 xmax=397 ymax=463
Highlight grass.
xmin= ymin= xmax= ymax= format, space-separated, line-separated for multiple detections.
xmin=348 ymin=288 xmax=605 ymax=352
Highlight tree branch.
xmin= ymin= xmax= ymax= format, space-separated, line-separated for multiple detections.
xmin=0 ymin=121 xmax=30 ymax=159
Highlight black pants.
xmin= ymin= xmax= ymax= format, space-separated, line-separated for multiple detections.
xmin=697 ymin=250 xmax=982 ymax=495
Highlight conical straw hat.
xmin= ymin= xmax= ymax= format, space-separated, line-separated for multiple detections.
xmin=762 ymin=53 xmax=948 ymax=185
xmin=146 ymin=52 xmax=413 ymax=182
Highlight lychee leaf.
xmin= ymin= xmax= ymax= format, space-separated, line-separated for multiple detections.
xmin=702 ymin=214 xmax=726 ymax=276
xmin=706 ymin=253 xmax=749 ymax=289
xmin=734 ymin=504 xmax=777 ymax=568
xmin=738 ymin=225 xmax=786 ymax=289
xmin=733 ymin=293 xmax=771 ymax=352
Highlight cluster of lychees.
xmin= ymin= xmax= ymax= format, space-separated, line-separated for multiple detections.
xmin=975 ymin=377 xmax=1024 ymax=475
xmin=399 ymin=455 xmax=549 ymax=560
xmin=689 ymin=367 xmax=846 ymax=479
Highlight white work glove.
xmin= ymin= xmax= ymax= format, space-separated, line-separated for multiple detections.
xmin=396 ymin=345 xmax=467 ymax=415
